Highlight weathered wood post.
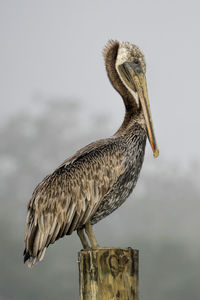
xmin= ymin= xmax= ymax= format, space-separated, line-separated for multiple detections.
xmin=78 ymin=247 xmax=138 ymax=300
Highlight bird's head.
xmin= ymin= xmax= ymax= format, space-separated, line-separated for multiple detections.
xmin=104 ymin=40 xmax=159 ymax=158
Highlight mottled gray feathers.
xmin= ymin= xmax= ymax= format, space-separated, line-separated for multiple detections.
xmin=24 ymin=126 xmax=146 ymax=267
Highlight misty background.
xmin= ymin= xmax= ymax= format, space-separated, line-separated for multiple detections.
xmin=1 ymin=1 xmax=200 ymax=299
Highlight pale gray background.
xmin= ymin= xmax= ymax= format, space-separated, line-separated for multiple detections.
xmin=0 ymin=1 xmax=200 ymax=299
xmin=1 ymin=0 xmax=200 ymax=165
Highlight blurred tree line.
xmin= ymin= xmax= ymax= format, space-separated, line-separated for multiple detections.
xmin=0 ymin=99 xmax=199 ymax=299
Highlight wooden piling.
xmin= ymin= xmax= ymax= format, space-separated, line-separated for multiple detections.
xmin=78 ymin=247 xmax=138 ymax=300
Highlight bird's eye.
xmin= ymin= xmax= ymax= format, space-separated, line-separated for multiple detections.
xmin=134 ymin=59 xmax=139 ymax=64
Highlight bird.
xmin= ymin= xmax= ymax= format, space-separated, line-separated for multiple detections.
xmin=23 ymin=40 xmax=159 ymax=267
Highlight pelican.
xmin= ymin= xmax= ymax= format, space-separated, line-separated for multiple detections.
xmin=23 ymin=40 xmax=159 ymax=267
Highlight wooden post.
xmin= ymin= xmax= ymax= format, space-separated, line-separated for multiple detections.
xmin=78 ymin=247 xmax=138 ymax=300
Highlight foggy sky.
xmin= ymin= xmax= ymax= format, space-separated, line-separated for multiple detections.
xmin=1 ymin=0 xmax=200 ymax=166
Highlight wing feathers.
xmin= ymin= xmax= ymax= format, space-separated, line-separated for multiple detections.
xmin=24 ymin=139 xmax=126 ymax=266
xmin=67 ymin=212 xmax=81 ymax=235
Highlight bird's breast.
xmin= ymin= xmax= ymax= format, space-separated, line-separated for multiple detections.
xmin=91 ymin=126 xmax=147 ymax=224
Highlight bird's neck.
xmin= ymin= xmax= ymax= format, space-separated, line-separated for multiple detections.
xmin=114 ymin=109 xmax=146 ymax=137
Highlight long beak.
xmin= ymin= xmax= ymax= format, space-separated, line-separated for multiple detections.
xmin=119 ymin=62 xmax=159 ymax=158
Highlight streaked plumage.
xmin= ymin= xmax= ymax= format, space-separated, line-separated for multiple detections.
xmin=24 ymin=40 xmax=159 ymax=267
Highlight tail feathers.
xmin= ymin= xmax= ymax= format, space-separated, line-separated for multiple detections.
xmin=23 ymin=247 xmax=47 ymax=268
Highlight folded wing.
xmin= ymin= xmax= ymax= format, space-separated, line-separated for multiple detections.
xmin=24 ymin=139 xmax=126 ymax=267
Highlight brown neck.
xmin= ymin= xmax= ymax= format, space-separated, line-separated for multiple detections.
xmin=104 ymin=40 xmax=140 ymax=135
